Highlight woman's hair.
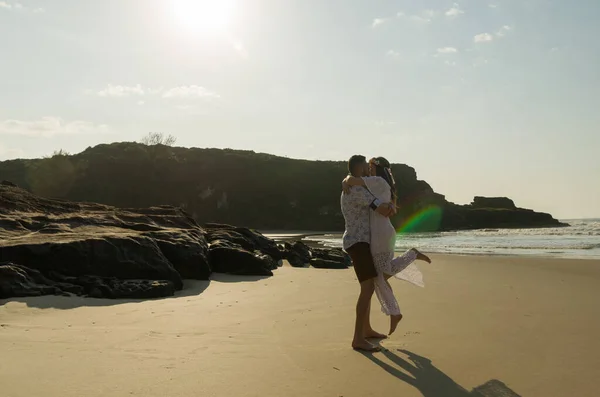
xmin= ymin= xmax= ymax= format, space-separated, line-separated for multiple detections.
xmin=370 ymin=157 xmax=397 ymax=205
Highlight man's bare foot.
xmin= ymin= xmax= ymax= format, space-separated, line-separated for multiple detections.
xmin=352 ymin=340 xmax=381 ymax=352
xmin=364 ymin=329 xmax=387 ymax=339
xmin=389 ymin=314 xmax=403 ymax=335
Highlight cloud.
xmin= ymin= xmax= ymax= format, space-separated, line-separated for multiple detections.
xmin=0 ymin=2 xmax=43 ymax=12
xmin=446 ymin=3 xmax=464 ymax=17
xmin=489 ymin=4 xmax=498 ymax=8
xmin=444 ymin=60 xmax=457 ymax=67
xmin=496 ymin=25 xmax=512 ymax=37
xmin=474 ymin=33 xmax=494 ymax=43
xmin=408 ymin=10 xmax=436 ymax=23
xmin=410 ymin=15 xmax=432 ymax=23
xmin=88 ymin=84 xmax=220 ymax=102
xmin=388 ymin=9 xmax=436 ymax=24
xmin=386 ymin=50 xmax=401 ymax=60
xmin=372 ymin=17 xmax=389 ymax=28
xmin=0 ymin=117 xmax=110 ymax=138
xmin=96 ymin=84 xmax=144 ymax=97
xmin=437 ymin=47 xmax=458 ymax=54
xmin=162 ymin=85 xmax=219 ymax=100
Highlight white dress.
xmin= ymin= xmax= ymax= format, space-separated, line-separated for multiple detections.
xmin=362 ymin=176 xmax=425 ymax=316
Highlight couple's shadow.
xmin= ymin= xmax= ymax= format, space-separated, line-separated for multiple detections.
xmin=361 ymin=348 xmax=522 ymax=397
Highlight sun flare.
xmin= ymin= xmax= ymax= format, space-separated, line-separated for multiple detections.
xmin=172 ymin=0 xmax=236 ymax=35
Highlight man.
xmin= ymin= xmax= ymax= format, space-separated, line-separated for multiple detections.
xmin=341 ymin=154 xmax=395 ymax=352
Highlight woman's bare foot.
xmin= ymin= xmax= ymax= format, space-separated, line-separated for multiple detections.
xmin=352 ymin=339 xmax=381 ymax=352
xmin=389 ymin=314 xmax=403 ymax=335
xmin=364 ymin=329 xmax=387 ymax=339
xmin=412 ymin=248 xmax=432 ymax=264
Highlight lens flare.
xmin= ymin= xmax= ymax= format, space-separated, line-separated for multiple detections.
xmin=396 ymin=205 xmax=443 ymax=233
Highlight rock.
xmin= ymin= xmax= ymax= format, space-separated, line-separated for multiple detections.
xmin=0 ymin=263 xmax=69 ymax=298
xmin=278 ymin=241 xmax=350 ymax=269
xmin=204 ymin=223 xmax=283 ymax=261
xmin=0 ymin=183 xmax=209 ymax=299
xmin=49 ymin=273 xmax=176 ymax=299
xmin=309 ymin=247 xmax=350 ymax=269
xmin=283 ymin=241 xmax=312 ymax=267
xmin=311 ymin=247 xmax=351 ymax=267
xmin=208 ymin=241 xmax=274 ymax=276
xmin=145 ymin=229 xmax=210 ymax=280
xmin=460 ymin=207 xmax=566 ymax=230
xmin=470 ymin=197 xmax=517 ymax=210
xmin=310 ymin=258 xmax=348 ymax=269
xmin=0 ymin=262 xmax=176 ymax=299
xmin=0 ymin=236 xmax=184 ymax=290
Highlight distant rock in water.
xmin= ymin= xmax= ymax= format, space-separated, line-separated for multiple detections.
xmin=471 ymin=196 xmax=516 ymax=210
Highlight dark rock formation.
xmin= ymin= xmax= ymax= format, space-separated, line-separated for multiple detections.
xmin=279 ymin=241 xmax=351 ymax=269
xmin=0 ymin=262 xmax=176 ymax=299
xmin=471 ymin=197 xmax=516 ymax=210
xmin=283 ymin=241 xmax=312 ymax=267
xmin=207 ymin=240 xmax=275 ymax=276
xmin=311 ymin=247 xmax=352 ymax=267
xmin=0 ymin=183 xmax=285 ymax=300
xmin=204 ymin=223 xmax=283 ymax=262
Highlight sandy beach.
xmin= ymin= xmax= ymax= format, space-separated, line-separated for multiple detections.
xmin=1 ymin=254 xmax=599 ymax=397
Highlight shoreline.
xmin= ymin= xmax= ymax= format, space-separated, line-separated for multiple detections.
xmin=267 ymin=235 xmax=600 ymax=262
xmin=264 ymin=224 xmax=600 ymax=261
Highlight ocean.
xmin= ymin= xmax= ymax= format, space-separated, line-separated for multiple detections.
xmin=298 ymin=219 xmax=600 ymax=260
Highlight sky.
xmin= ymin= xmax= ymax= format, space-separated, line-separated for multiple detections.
xmin=0 ymin=0 xmax=599 ymax=219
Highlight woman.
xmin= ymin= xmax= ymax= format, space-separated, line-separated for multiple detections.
xmin=342 ymin=157 xmax=431 ymax=336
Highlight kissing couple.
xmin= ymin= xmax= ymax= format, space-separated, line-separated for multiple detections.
xmin=340 ymin=155 xmax=432 ymax=352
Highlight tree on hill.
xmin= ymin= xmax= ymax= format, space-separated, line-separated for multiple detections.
xmin=140 ymin=132 xmax=177 ymax=146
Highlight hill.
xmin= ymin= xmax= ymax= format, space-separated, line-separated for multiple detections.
xmin=0 ymin=142 xmax=567 ymax=231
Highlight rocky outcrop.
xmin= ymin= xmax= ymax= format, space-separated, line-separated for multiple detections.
xmin=0 ymin=182 xmax=354 ymax=300
xmin=283 ymin=241 xmax=312 ymax=267
xmin=0 ymin=262 xmax=175 ymax=299
xmin=0 ymin=184 xmax=289 ymax=300
xmin=470 ymin=197 xmax=516 ymax=210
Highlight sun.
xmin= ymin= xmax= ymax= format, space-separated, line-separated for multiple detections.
xmin=172 ymin=0 xmax=236 ymax=35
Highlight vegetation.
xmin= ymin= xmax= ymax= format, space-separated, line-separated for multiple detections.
xmin=140 ymin=132 xmax=177 ymax=146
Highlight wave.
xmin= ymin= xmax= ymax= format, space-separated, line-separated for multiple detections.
xmin=302 ymin=219 xmax=600 ymax=259
xmin=395 ymin=243 xmax=600 ymax=251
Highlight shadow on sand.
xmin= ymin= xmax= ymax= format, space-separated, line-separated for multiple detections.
xmin=1 ymin=273 xmax=272 ymax=310
xmin=362 ymin=348 xmax=522 ymax=397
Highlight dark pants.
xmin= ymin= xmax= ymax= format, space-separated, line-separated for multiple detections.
xmin=346 ymin=242 xmax=377 ymax=283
